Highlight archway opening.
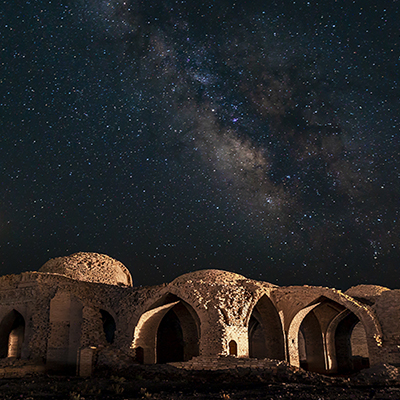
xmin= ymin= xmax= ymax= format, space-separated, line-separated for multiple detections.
xmin=0 ymin=310 xmax=25 ymax=359
xmin=336 ymin=314 xmax=369 ymax=374
xmin=135 ymin=294 xmax=200 ymax=364
xmin=229 ymin=340 xmax=237 ymax=356
xmin=248 ymin=295 xmax=285 ymax=360
xmin=100 ymin=310 xmax=116 ymax=344
xmin=299 ymin=311 xmax=325 ymax=373
xmin=157 ymin=309 xmax=184 ymax=363
xmin=290 ymin=296 xmax=374 ymax=375
xmin=249 ymin=315 xmax=268 ymax=358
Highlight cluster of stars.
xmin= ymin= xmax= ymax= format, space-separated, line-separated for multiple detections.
xmin=1 ymin=0 xmax=399 ymax=288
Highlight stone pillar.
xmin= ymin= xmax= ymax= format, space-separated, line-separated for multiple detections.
xmin=46 ymin=291 xmax=83 ymax=372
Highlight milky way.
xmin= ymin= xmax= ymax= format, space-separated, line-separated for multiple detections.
xmin=1 ymin=0 xmax=399 ymax=288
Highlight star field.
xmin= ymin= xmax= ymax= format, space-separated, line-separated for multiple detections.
xmin=1 ymin=0 xmax=399 ymax=288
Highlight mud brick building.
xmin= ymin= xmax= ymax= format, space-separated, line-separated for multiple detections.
xmin=1 ymin=252 xmax=399 ymax=375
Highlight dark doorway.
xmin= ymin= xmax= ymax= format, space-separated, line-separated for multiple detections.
xmin=229 ymin=340 xmax=238 ymax=356
xmin=157 ymin=309 xmax=184 ymax=363
xmin=299 ymin=311 xmax=325 ymax=373
xmin=248 ymin=296 xmax=285 ymax=360
xmin=100 ymin=310 xmax=116 ymax=344
xmin=249 ymin=315 xmax=268 ymax=358
xmin=336 ymin=313 xmax=369 ymax=374
xmin=0 ymin=310 xmax=25 ymax=359
xmin=136 ymin=346 xmax=144 ymax=364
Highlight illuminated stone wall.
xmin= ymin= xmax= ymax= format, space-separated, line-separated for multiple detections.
xmin=0 ymin=257 xmax=399 ymax=375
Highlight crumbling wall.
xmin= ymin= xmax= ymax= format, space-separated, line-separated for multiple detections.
xmin=0 ymin=273 xmax=52 ymax=360
xmin=0 ymin=266 xmax=399 ymax=376
xmin=46 ymin=290 xmax=83 ymax=371
xmin=373 ymin=290 xmax=400 ymax=365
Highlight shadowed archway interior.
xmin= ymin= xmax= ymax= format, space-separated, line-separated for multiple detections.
xmin=0 ymin=310 xmax=25 ymax=359
xmin=152 ymin=294 xmax=200 ymax=364
xmin=100 ymin=309 xmax=116 ymax=344
xmin=297 ymin=297 xmax=370 ymax=374
xmin=248 ymin=295 xmax=285 ymax=360
xmin=336 ymin=313 xmax=370 ymax=374
xmin=157 ymin=309 xmax=184 ymax=363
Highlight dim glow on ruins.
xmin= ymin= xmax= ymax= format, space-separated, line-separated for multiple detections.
xmin=0 ymin=252 xmax=399 ymax=377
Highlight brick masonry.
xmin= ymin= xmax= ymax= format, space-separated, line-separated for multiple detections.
xmin=0 ymin=252 xmax=398 ymax=375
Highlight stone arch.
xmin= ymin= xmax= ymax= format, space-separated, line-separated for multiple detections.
xmin=132 ymin=294 xmax=200 ymax=364
xmin=316 ymin=291 xmax=380 ymax=369
xmin=288 ymin=291 xmax=381 ymax=372
xmin=325 ymin=309 xmax=350 ymax=372
xmin=325 ymin=309 xmax=370 ymax=373
xmin=326 ymin=312 xmax=370 ymax=374
xmin=100 ymin=309 xmax=116 ymax=344
xmin=335 ymin=311 xmax=363 ymax=373
xmin=287 ymin=303 xmax=320 ymax=368
xmin=0 ymin=310 xmax=25 ymax=359
xmin=247 ymin=294 xmax=285 ymax=360
xmin=157 ymin=308 xmax=184 ymax=363
xmin=299 ymin=310 xmax=325 ymax=373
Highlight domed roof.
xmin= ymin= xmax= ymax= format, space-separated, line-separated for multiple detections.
xmin=171 ymin=269 xmax=249 ymax=285
xmin=39 ymin=252 xmax=133 ymax=287
xmin=345 ymin=284 xmax=390 ymax=300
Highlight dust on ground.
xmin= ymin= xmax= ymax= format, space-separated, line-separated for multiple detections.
xmin=1 ymin=362 xmax=400 ymax=399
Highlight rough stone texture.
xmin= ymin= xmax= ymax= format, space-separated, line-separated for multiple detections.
xmin=1 ymin=255 xmax=400 ymax=378
xmin=345 ymin=285 xmax=391 ymax=304
xmin=39 ymin=252 xmax=133 ymax=287
xmin=351 ymin=321 xmax=369 ymax=357
xmin=169 ymin=355 xmax=289 ymax=371
xmin=372 ymin=289 xmax=400 ymax=365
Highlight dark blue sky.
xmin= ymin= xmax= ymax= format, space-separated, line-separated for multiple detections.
xmin=1 ymin=0 xmax=399 ymax=288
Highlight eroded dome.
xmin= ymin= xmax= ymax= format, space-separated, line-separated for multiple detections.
xmin=345 ymin=284 xmax=390 ymax=300
xmin=39 ymin=252 xmax=133 ymax=287
xmin=171 ymin=269 xmax=251 ymax=285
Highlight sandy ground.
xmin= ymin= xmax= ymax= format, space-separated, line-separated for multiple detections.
xmin=1 ymin=363 xmax=400 ymax=399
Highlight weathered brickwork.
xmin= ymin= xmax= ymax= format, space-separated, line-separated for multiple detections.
xmin=39 ymin=252 xmax=132 ymax=287
xmin=0 ymin=252 xmax=399 ymax=376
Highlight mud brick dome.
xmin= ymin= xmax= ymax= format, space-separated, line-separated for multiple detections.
xmin=345 ymin=285 xmax=391 ymax=302
xmin=2 ymin=251 xmax=400 ymax=377
xmin=39 ymin=252 xmax=133 ymax=287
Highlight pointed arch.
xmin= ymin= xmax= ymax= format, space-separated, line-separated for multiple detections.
xmin=157 ymin=309 xmax=184 ymax=363
xmin=299 ymin=310 xmax=325 ymax=373
xmin=247 ymin=294 xmax=285 ymax=360
xmin=325 ymin=309 xmax=350 ymax=372
xmin=132 ymin=294 xmax=200 ymax=364
xmin=335 ymin=312 xmax=362 ymax=373
xmin=287 ymin=303 xmax=320 ymax=368
xmin=288 ymin=291 xmax=379 ymax=374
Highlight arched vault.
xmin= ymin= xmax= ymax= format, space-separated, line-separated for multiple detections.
xmin=286 ymin=289 xmax=383 ymax=369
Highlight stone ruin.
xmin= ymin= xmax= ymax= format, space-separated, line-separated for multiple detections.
xmin=0 ymin=252 xmax=399 ymax=376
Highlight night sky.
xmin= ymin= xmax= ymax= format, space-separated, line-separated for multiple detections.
xmin=1 ymin=0 xmax=399 ymax=289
